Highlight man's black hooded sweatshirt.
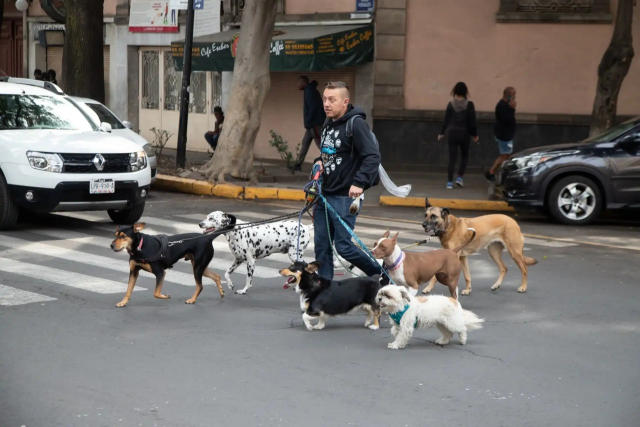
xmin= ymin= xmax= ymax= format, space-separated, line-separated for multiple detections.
xmin=316 ymin=105 xmax=380 ymax=196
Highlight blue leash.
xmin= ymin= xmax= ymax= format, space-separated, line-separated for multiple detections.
xmin=316 ymin=192 xmax=394 ymax=285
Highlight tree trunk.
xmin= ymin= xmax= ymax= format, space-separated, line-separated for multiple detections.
xmin=62 ymin=0 xmax=105 ymax=103
xmin=200 ymin=0 xmax=277 ymax=183
xmin=589 ymin=0 xmax=635 ymax=136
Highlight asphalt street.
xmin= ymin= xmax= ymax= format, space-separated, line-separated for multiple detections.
xmin=1 ymin=191 xmax=639 ymax=427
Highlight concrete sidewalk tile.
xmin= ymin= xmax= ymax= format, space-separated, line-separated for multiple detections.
xmin=277 ymin=188 xmax=306 ymax=201
xmin=379 ymin=195 xmax=514 ymax=212
xmin=244 ymin=186 xmax=279 ymax=200
xmin=192 ymin=180 xmax=214 ymax=195
xmin=212 ymin=183 xmax=244 ymax=199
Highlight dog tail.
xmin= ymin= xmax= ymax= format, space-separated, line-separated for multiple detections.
xmin=462 ymin=309 xmax=484 ymax=331
xmin=452 ymin=228 xmax=476 ymax=253
xmin=525 ymin=256 xmax=538 ymax=266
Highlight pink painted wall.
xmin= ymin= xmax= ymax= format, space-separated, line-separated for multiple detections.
xmin=285 ymin=0 xmax=355 ymax=14
xmin=253 ymin=70 xmax=356 ymax=160
xmin=404 ymin=0 xmax=640 ymax=116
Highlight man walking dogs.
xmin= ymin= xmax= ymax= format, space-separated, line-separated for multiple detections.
xmin=313 ymin=81 xmax=382 ymax=280
xmin=486 ymin=87 xmax=517 ymax=181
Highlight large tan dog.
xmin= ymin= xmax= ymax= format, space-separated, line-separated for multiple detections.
xmin=422 ymin=198 xmax=537 ymax=295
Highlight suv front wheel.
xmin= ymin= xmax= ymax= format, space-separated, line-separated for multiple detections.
xmin=0 ymin=172 xmax=19 ymax=230
xmin=107 ymin=202 xmax=145 ymax=224
xmin=548 ymin=175 xmax=603 ymax=225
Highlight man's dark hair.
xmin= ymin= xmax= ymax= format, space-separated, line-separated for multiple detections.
xmin=213 ymin=106 xmax=223 ymax=115
xmin=503 ymin=86 xmax=515 ymax=98
xmin=299 ymin=75 xmax=309 ymax=83
xmin=34 ymin=69 xmax=42 ymax=78
xmin=324 ymin=81 xmax=350 ymax=97
xmin=451 ymin=81 xmax=469 ymax=98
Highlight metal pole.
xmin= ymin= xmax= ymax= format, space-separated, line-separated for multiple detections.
xmin=176 ymin=0 xmax=195 ymax=169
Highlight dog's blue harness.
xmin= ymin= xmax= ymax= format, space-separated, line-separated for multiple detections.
xmin=389 ymin=304 xmax=417 ymax=327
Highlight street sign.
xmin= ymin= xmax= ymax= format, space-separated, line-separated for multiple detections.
xmin=356 ymin=0 xmax=374 ymax=12
xmin=194 ymin=0 xmax=204 ymax=9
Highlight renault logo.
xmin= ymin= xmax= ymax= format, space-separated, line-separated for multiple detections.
xmin=93 ymin=154 xmax=106 ymax=171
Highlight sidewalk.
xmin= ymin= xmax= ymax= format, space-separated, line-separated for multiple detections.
xmin=153 ymin=149 xmax=512 ymax=211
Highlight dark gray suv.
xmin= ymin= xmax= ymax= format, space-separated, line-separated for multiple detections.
xmin=501 ymin=117 xmax=640 ymax=225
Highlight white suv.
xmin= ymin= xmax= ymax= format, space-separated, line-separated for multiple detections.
xmin=0 ymin=78 xmax=151 ymax=229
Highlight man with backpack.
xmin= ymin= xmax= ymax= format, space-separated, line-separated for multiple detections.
xmin=312 ymin=81 xmax=382 ymax=281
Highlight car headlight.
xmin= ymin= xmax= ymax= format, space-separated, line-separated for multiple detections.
xmin=26 ymin=151 xmax=63 ymax=173
xmin=129 ymin=151 xmax=147 ymax=172
xmin=512 ymin=150 xmax=579 ymax=170
xmin=142 ymin=143 xmax=155 ymax=157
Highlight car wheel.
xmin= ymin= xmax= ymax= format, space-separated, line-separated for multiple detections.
xmin=548 ymin=175 xmax=602 ymax=225
xmin=0 ymin=172 xmax=19 ymax=230
xmin=107 ymin=202 xmax=145 ymax=225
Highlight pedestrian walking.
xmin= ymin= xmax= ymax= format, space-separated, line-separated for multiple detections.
xmin=486 ymin=86 xmax=517 ymax=181
xmin=313 ymin=81 xmax=382 ymax=281
xmin=437 ymin=82 xmax=479 ymax=189
xmin=291 ymin=75 xmax=325 ymax=172
xmin=204 ymin=106 xmax=224 ymax=152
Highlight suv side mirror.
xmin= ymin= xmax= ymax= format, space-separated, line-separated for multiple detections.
xmin=99 ymin=122 xmax=112 ymax=133
xmin=122 ymin=120 xmax=134 ymax=130
xmin=616 ymin=133 xmax=640 ymax=154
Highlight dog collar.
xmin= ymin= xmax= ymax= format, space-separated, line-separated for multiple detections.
xmin=384 ymin=251 xmax=405 ymax=272
xmin=389 ymin=304 xmax=417 ymax=327
xmin=137 ymin=236 xmax=144 ymax=251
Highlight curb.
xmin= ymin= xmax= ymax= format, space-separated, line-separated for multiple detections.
xmin=153 ymin=174 xmax=513 ymax=211
xmin=379 ymin=195 xmax=514 ymax=212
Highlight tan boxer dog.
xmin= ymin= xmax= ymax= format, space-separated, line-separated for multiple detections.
xmin=372 ymin=230 xmax=474 ymax=299
xmin=422 ymin=198 xmax=537 ymax=295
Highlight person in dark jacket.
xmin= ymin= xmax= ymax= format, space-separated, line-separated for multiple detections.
xmin=291 ymin=75 xmax=326 ymax=172
xmin=438 ymin=82 xmax=479 ymax=189
xmin=312 ymin=81 xmax=382 ymax=281
xmin=204 ymin=106 xmax=224 ymax=152
xmin=486 ymin=87 xmax=517 ymax=181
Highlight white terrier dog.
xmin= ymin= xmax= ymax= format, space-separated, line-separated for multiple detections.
xmin=375 ymin=284 xmax=484 ymax=350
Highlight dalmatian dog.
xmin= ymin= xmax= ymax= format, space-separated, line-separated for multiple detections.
xmin=199 ymin=211 xmax=312 ymax=295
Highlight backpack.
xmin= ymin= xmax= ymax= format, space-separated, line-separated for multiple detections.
xmin=345 ymin=115 xmax=380 ymax=186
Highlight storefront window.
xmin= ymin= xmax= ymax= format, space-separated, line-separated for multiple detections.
xmin=163 ymin=51 xmax=180 ymax=111
xmin=141 ymin=51 xmax=159 ymax=109
xmin=211 ymin=71 xmax=222 ymax=112
xmin=189 ymin=71 xmax=206 ymax=114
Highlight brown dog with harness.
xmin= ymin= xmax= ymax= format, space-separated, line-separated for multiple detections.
xmin=422 ymin=198 xmax=537 ymax=295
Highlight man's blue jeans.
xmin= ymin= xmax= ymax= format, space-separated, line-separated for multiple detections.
xmin=313 ymin=195 xmax=382 ymax=280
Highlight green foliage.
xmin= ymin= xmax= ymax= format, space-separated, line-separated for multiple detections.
xmin=268 ymin=130 xmax=299 ymax=170
xmin=149 ymin=127 xmax=173 ymax=160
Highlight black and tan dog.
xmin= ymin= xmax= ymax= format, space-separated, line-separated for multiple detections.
xmin=279 ymin=260 xmax=383 ymax=331
xmin=110 ymin=223 xmax=228 ymax=307
xmin=422 ymin=198 xmax=537 ymax=295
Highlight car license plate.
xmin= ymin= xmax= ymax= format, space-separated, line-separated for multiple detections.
xmin=89 ymin=178 xmax=115 ymax=194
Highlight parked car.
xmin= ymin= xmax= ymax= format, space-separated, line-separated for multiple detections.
xmin=501 ymin=117 xmax=640 ymax=225
xmin=0 ymin=77 xmax=151 ymax=229
xmin=71 ymin=96 xmax=157 ymax=181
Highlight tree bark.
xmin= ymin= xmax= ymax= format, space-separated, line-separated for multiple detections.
xmin=589 ymin=0 xmax=635 ymax=136
xmin=62 ymin=0 xmax=105 ymax=103
xmin=200 ymin=0 xmax=277 ymax=183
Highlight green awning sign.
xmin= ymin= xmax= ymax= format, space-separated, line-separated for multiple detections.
xmin=171 ymin=24 xmax=373 ymax=72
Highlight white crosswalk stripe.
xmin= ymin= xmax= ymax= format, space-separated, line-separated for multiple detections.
xmin=0 ymin=258 xmax=146 ymax=294
xmin=0 ymin=283 xmax=57 ymax=306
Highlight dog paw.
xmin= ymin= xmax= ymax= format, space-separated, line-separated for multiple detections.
xmin=185 ymin=298 xmax=197 ymax=304
xmin=461 ymin=289 xmax=472 ymax=296
xmin=234 ymin=289 xmax=247 ymax=295
xmin=115 ymin=300 xmax=128 ymax=308
xmin=421 ymin=288 xmax=431 ymax=294
xmin=154 ymin=294 xmax=170 ymax=299
xmin=367 ymin=324 xmax=379 ymax=330
xmin=517 ymin=286 xmax=527 ymax=293
xmin=435 ymin=337 xmax=450 ymax=346
xmin=387 ymin=342 xmax=402 ymax=350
